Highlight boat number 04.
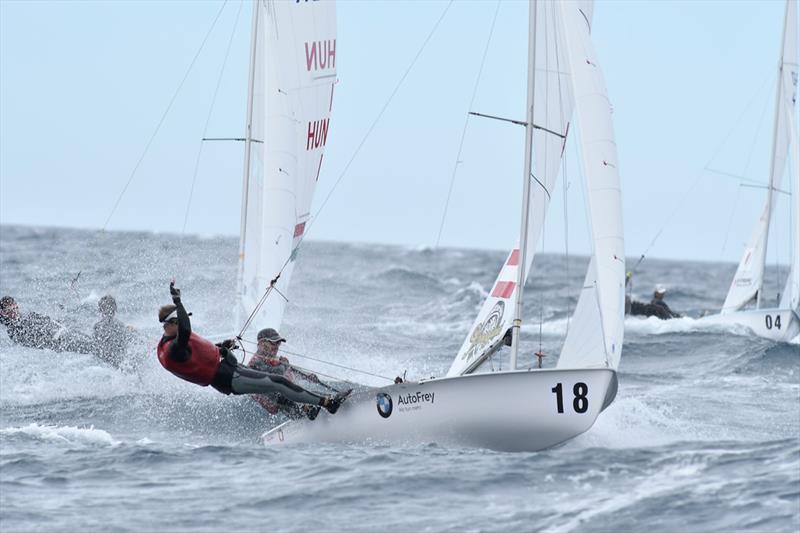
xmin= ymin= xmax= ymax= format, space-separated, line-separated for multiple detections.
xmin=551 ymin=383 xmax=589 ymax=414
xmin=765 ymin=314 xmax=782 ymax=330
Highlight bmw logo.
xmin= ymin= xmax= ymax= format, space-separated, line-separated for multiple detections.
xmin=376 ymin=392 xmax=393 ymax=418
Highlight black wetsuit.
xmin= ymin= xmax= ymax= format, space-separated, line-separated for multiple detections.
xmin=93 ymin=316 xmax=131 ymax=367
xmin=0 ymin=312 xmax=93 ymax=352
xmin=651 ymin=299 xmax=681 ymax=319
xmin=160 ymin=299 xmax=327 ymax=406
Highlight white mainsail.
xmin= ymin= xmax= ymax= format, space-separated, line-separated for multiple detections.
xmin=447 ymin=1 xmax=580 ymax=377
xmin=722 ymin=0 xmax=798 ymax=314
xmin=556 ymin=0 xmax=625 ymax=371
xmin=236 ymin=0 xmax=337 ymax=338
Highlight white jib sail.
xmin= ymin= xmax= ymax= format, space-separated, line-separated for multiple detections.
xmin=723 ymin=0 xmax=798 ymax=313
xmin=447 ymin=0 xmax=579 ymax=377
xmin=556 ymin=0 xmax=625 ymax=371
xmin=236 ymin=0 xmax=337 ymax=339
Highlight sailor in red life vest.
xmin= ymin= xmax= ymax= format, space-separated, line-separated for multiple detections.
xmin=247 ymin=327 xmax=325 ymax=420
xmin=157 ymin=282 xmax=349 ymax=414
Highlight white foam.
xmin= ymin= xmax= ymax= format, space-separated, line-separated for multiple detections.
xmin=623 ymin=315 xmax=750 ymax=336
xmin=565 ymin=392 xmax=723 ymax=450
xmin=0 ymin=423 xmax=119 ymax=447
xmin=80 ymin=290 xmax=101 ymax=305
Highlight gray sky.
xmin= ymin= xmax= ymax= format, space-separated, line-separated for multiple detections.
xmin=1 ymin=0 xmax=796 ymax=264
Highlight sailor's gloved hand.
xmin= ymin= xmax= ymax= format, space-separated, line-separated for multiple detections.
xmin=217 ymin=338 xmax=237 ymax=350
xmin=169 ymin=281 xmax=181 ymax=303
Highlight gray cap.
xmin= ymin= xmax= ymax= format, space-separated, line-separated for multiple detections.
xmin=257 ymin=328 xmax=286 ymax=343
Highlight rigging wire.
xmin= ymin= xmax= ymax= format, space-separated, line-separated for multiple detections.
xmin=718 ymin=82 xmax=772 ymax=260
xmin=633 ymin=69 xmax=774 ymax=271
xmin=234 ymin=337 xmax=395 ymax=383
xmin=434 ymin=0 xmax=502 ymax=248
xmin=304 ymin=0 xmax=455 ymax=243
xmin=534 ymin=1 xmax=552 ymax=366
xmin=181 ymin=0 xmax=245 ymax=235
xmin=718 ymin=185 xmax=742 ymax=259
xmin=555 ymin=26 xmax=573 ymax=346
xmin=102 ymin=0 xmax=230 ymax=231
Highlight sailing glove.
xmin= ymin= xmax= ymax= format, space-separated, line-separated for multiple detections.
xmin=169 ymin=281 xmax=181 ymax=304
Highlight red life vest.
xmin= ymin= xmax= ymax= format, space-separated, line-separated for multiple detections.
xmin=157 ymin=332 xmax=220 ymax=386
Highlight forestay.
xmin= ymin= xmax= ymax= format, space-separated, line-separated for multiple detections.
xmin=236 ymin=0 xmax=337 ymax=338
xmin=447 ymin=1 xmax=580 ymax=377
xmin=722 ymin=0 xmax=798 ymax=314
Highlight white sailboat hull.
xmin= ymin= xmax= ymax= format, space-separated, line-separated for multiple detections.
xmin=262 ymin=368 xmax=617 ymax=452
xmin=698 ymin=308 xmax=800 ymax=343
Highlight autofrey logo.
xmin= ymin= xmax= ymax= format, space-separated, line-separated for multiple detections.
xmin=376 ymin=392 xmax=393 ymax=419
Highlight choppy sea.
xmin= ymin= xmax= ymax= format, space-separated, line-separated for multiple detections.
xmin=0 ymin=224 xmax=798 ymax=532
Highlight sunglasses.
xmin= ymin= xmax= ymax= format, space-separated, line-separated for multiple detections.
xmin=162 ymin=318 xmax=178 ymax=328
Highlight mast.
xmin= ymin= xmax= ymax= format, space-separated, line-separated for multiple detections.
xmin=510 ymin=0 xmax=538 ymax=370
xmin=235 ymin=0 xmax=260 ymax=328
xmin=756 ymin=0 xmax=791 ymax=310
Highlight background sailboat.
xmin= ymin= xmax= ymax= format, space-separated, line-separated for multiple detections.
xmin=262 ymin=0 xmax=626 ymax=452
xmin=699 ymin=0 xmax=799 ymax=343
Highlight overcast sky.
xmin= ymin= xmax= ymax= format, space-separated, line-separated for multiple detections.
xmin=1 ymin=0 xmax=797 ymax=264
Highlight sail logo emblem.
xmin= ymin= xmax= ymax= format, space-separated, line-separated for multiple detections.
xmin=462 ymin=301 xmax=505 ymax=362
xmin=376 ymin=393 xmax=393 ymax=418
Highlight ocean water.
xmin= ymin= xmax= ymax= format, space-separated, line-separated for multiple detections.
xmin=0 ymin=224 xmax=798 ymax=532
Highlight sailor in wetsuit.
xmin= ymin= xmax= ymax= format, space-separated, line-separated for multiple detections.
xmin=92 ymin=295 xmax=134 ymax=368
xmin=247 ymin=328 xmax=323 ymax=420
xmin=156 ymin=282 xmax=348 ymax=414
xmin=650 ymin=285 xmax=681 ymax=319
xmin=0 ymin=295 xmax=94 ymax=352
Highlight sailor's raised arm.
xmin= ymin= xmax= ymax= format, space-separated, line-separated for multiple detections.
xmin=168 ymin=282 xmax=191 ymax=361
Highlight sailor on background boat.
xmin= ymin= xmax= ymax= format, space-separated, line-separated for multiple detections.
xmin=157 ymin=282 xmax=348 ymax=414
xmin=92 ymin=295 xmax=136 ymax=369
xmin=0 ymin=295 xmax=95 ymax=353
xmin=651 ymin=285 xmax=681 ymax=319
xmin=624 ymin=274 xmax=682 ymax=320
xmin=247 ymin=327 xmax=323 ymax=420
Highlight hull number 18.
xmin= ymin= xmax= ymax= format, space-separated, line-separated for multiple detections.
xmin=551 ymin=382 xmax=588 ymax=414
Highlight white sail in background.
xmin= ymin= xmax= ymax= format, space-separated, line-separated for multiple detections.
xmin=236 ymin=0 xmax=337 ymax=338
xmin=723 ymin=0 xmax=797 ymax=314
xmin=447 ymin=1 xmax=580 ymax=377
xmin=779 ymin=108 xmax=800 ymax=312
xmin=557 ymin=0 xmax=625 ymax=370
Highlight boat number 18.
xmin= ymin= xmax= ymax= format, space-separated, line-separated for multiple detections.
xmin=765 ymin=314 xmax=781 ymax=330
xmin=551 ymin=382 xmax=588 ymax=414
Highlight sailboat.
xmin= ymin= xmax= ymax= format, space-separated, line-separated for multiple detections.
xmin=698 ymin=0 xmax=799 ymax=343
xmin=255 ymin=0 xmax=626 ymax=452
